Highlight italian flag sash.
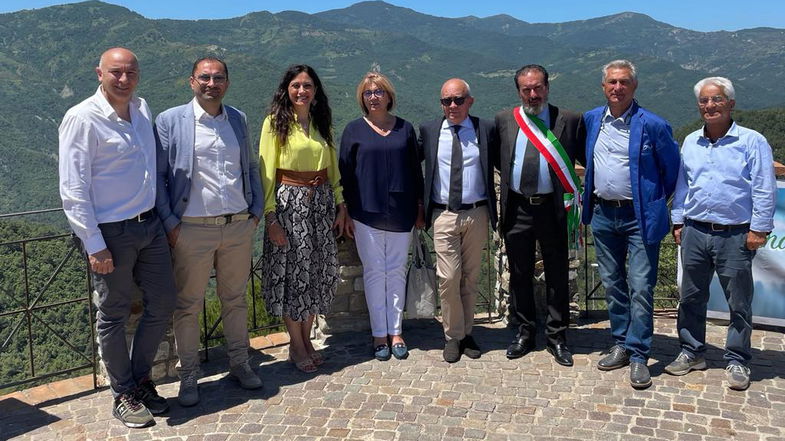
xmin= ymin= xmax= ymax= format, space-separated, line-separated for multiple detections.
xmin=513 ymin=106 xmax=583 ymax=248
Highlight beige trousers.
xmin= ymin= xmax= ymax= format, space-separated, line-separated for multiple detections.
xmin=432 ymin=207 xmax=489 ymax=341
xmin=172 ymin=218 xmax=256 ymax=374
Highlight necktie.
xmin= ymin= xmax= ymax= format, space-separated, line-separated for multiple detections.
xmin=519 ymin=140 xmax=539 ymax=197
xmin=448 ymin=124 xmax=463 ymax=211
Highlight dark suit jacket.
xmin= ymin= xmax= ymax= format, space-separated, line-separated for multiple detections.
xmin=418 ymin=115 xmax=498 ymax=230
xmin=494 ymin=104 xmax=586 ymax=231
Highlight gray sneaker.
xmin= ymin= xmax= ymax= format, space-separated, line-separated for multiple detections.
xmin=178 ymin=371 xmax=200 ymax=407
xmin=112 ymin=392 xmax=154 ymax=428
xmin=664 ymin=352 xmax=707 ymax=376
xmin=230 ymin=362 xmax=263 ymax=390
xmin=726 ymin=364 xmax=751 ymax=391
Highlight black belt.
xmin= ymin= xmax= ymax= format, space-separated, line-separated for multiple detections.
xmin=102 ymin=209 xmax=155 ymax=226
xmin=125 ymin=209 xmax=155 ymax=223
xmin=520 ymin=193 xmax=553 ymax=206
xmin=432 ymin=200 xmax=488 ymax=212
xmin=686 ymin=219 xmax=750 ymax=232
xmin=594 ymin=196 xmax=633 ymax=207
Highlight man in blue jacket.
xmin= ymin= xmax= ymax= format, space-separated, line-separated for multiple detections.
xmin=155 ymin=57 xmax=264 ymax=406
xmin=581 ymin=60 xmax=680 ymax=389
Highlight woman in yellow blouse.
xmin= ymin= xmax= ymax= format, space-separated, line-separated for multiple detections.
xmin=259 ymin=64 xmax=347 ymax=373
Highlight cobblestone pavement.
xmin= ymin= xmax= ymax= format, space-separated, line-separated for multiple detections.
xmin=2 ymin=316 xmax=785 ymax=440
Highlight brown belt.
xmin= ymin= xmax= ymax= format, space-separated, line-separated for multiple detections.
xmin=276 ymin=168 xmax=328 ymax=187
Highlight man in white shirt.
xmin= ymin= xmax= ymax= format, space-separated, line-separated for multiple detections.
xmin=418 ymin=79 xmax=498 ymax=363
xmin=59 ymin=47 xmax=176 ymax=428
xmin=155 ymin=57 xmax=263 ymax=406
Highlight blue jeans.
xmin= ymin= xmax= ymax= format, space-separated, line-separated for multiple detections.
xmin=677 ymin=221 xmax=754 ymax=365
xmin=591 ymin=203 xmax=660 ymax=363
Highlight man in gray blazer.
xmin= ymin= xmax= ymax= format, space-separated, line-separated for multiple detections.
xmin=418 ymin=78 xmax=498 ymax=363
xmin=155 ymin=57 xmax=264 ymax=406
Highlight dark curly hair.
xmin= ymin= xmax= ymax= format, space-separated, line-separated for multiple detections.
xmin=268 ymin=64 xmax=333 ymax=148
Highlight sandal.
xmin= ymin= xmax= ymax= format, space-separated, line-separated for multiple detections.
xmin=309 ymin=352 xmax=325 ymax=366
xmin=288 ymin=355 xmax=317 ymax=373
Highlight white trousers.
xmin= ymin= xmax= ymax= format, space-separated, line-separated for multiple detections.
xmin=353 ymin=220 xmax=412 ymax=337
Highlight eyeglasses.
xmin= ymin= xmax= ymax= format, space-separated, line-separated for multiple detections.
xmin=698 ymin=95 xmax=727 ymax=106
xmin=194 ymin=74 xmax=227 ymax=84
xmin=362 ymin=89 xmax=385 ymax=98
xmin=440 ymin=96 xmax=467 ymax=106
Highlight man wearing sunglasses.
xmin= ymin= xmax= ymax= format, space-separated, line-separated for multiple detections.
xmin=155 ymin=57 xmax=264 ymax=407
xmin=418 ymin=78 xmax=498 ymax=363
xmin=494 ymin=64 xmax=586 ymax=367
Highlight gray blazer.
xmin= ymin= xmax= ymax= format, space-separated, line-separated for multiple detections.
xmin=154 ymin=102 xmax=263 ymax=233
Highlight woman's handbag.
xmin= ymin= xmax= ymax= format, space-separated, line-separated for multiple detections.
xmin=405 ymin=230 xmax=438 ymax=318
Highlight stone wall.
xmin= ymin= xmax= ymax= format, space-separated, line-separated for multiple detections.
xmin=93 ymin=288 xmax=178 ymax=387
xmin=317 ymin=238 xmax=371 ymax=337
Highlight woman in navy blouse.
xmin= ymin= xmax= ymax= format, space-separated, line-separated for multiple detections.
xmin=339 ymin=72 xmax=425 ymax=361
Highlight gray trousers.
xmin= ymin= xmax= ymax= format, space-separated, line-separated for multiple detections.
xmin=92 ymin=216 xmax=176 ymax=397
xmin=678 ymin=222 xmax=755 ymax=365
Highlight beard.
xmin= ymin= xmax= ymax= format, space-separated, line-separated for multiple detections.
xmin=522 ymin=100 xmax=547 ymax=116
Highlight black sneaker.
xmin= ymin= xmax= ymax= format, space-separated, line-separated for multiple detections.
xmin=135 ymin=378 xmax=169 ymax=415
xmin=113 ymin=392 xmax=154 ymax=428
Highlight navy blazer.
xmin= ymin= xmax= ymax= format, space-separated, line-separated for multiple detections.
xmin=581 ymin=101 xmax=680 ymax=245
xmin=418 ymin=115 xmax=498 ymax=230
xmin=154 ymin=102 xmax=263 ymax=233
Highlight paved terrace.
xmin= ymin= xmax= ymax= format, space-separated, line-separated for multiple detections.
xmin=2 ymin=315 xmax=785 ymax=441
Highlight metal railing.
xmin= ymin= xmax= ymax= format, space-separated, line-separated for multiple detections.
xmin=0 ymin=208 xmax=97 ymax=391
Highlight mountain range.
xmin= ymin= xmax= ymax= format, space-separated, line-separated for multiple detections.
xmin=0 ymin=0 xmax=784 ymax=214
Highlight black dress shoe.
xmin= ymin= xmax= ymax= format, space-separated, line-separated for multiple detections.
xmin=506 ymin=337 xmax=535 ymax=359
xmin=461 ymin=335 xmax=481 ymax=359
xmin=630 ymin=361 xmax=652 ymax=389
xmin=443 ymin=339 xmax=461 ymax=363
xmin=546 ymin=343 xmax=574 ymax=367
xmin=598 ymin=344 xmax=630 ymax=371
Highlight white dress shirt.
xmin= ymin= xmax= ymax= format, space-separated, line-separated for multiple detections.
xmin=511 ymin=106 xmax=554 ymax=195
xmin=58 ymin=86 xmax=156 ymax=254
xmin=593 ymin=106 xmax=633 ymax=200
xmin=433 ymin=117 xmax=487 ymax=205
xmin=182 ymin=99 xmax=247 ymax=217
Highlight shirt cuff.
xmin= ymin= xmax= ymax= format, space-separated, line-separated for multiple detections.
xmin=750 ymin=217 xmax=774 ymax=234
xmin=83 ymin=234 xmax=107 ymax=256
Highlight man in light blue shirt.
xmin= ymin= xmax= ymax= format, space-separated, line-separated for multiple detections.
xmin=667 ymin=76 xmax=776 ymax=391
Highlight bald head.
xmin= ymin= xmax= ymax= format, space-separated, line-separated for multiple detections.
xmin=95 ymin=47 xmax=140 ymax=109
xmin=98 ymin=47 xmax=138 ymax=70
xmin=440 ymin=78 xmax=474 ymax=124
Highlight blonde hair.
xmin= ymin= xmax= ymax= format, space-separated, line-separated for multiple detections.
xmin=355 ymin=72 xmax=396 ymax=115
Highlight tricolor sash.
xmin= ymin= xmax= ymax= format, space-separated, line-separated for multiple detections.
xmin=513 ymin=106 xmax=583 ymax=248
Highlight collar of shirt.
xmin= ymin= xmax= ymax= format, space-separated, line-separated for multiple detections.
xmin=698 ymin=121 xmax=739 ymax=145
xmin=534 ymin=106 xmax=550 ymax=128
xmin=94 ymin=85 xmax=141 ymax=120
xmin=602 ymin=103 xmax=633 ymax=126
xmin=443 ymin=116 xmax=471 ymax=131
xmin=192 ymin=98 xmax=227 ymax=122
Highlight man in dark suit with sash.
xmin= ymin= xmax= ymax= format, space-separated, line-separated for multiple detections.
xmin=418 ymin=78 xmax=498 ymax=363
xmin=494 ymin=65 xmax=585 ymax=366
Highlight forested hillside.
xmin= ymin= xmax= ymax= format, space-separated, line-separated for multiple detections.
xmin=1 ymin=1 xmax=784 ymax=213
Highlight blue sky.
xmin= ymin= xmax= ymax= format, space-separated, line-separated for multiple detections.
xmin=1 ymin=0 xmax=783 ymax=32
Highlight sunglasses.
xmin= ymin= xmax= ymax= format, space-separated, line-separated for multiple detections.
xmin=440 ymin=96 xmax=467 ymax=106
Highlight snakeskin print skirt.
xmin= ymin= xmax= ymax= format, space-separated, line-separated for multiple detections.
xmin=262 ymin=182 xmax=338 ymax=321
